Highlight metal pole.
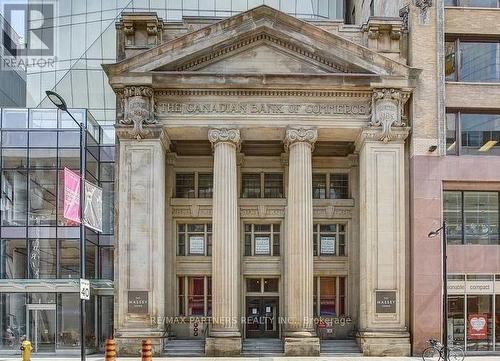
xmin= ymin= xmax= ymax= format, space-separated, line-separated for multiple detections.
xmin=443 ymin=220 xmax=448 ymax=361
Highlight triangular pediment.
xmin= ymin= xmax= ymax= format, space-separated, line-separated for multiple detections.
xmin=104 ymin=5 xmax=413 ymax=80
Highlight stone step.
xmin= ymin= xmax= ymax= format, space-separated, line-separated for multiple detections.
xmin=242 ymin=339 xmax=284 ymax=356
xmin=320 ymin=339 xmax=362 ymax=355
xmin=164 ymin=339 xmax=205 ymax=356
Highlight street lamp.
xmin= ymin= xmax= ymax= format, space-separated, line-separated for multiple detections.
xmin=428 ymin=220 xmax=448 ymax=361
xmin=46 ymin=90 xmax=87 ymax=361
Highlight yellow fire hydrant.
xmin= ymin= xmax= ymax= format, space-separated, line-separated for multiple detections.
xmin=21 ymin=338 xmax=32 ymax=361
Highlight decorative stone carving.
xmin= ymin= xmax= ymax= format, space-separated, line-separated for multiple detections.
xmin=120 ymin=86 xmax=157 ymax=140
xmin=208 ymin=128 xmax=241 ymax=150
xmin=284 ymin=127 xmax=318 ymax=151
xmin=369 ymin=88 xmax=406 ymax=143
xmin=414 ymin=0 xmax=433 ymax=24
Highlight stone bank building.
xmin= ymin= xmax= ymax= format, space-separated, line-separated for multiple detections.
xmin=103 ymin=1 xmax=500 ymax=357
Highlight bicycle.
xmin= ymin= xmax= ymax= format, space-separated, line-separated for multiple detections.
xmin=422 ymin=339 xmax=465 ymax=361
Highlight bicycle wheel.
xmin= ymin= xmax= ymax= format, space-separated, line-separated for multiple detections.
xmin=422 ymin=346 xmax=440 ymax=361
xmin=447 ymin=346 xmax=465 ymax=361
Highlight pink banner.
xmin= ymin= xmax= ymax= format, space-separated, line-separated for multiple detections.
xmin=63 ymin=168 xmax=81 ymax=223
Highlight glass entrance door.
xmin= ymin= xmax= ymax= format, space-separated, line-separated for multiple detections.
xmin=245 ymin=297 xmax=279 ymax=338
xmin=26 ymin=304 xmax=56 ymax=353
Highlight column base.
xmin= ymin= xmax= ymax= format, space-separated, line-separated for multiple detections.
xmin=284 ymin=337 xmax=320 ymax=356
xmin=205 ymin=337 xmax=242 ymax=356
xmin=115 ymin=329 xmax=164 ymax=356
xmin=357 ymin=331 xmax=411 ymax=356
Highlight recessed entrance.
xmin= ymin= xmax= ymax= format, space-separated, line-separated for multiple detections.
xmin=26 ymin=304 xmax=56 ymax=353
xmin=245 ymin=296 xmax=279 ymax=338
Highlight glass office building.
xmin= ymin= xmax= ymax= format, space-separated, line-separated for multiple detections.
xmin=0 ymin=108 xmax=114 ymax=354
xmin=9 ymin=0 xmax=345 ymax=124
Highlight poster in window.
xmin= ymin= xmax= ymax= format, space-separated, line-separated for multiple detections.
xmin=189 ymin=236 xmax=205 ymax=255
xmin=468 ymin=313 xmax=488 ymax=340
xmin=255 ymin=236 xmax=271 ymax=255
xmin=320 ymin=236 xmax=335 ymax=255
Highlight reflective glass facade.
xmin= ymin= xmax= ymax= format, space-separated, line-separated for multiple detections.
xmin=0 ymin=108 xmax=114 ymax=354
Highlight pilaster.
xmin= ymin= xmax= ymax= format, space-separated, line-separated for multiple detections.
xmin=205 ymin=128 xmax=242 ymax=356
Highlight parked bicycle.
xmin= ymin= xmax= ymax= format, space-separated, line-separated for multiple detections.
xmin=422 ymin=339 xmax=464 ymax=361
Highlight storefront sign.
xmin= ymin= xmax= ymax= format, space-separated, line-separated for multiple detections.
xmin=447 ymin=280 xmax=466 ymax=294
xmin=189 ymin=236 xmax=205 ymax=255
xmin=320 ymin=236 xmax=335 ymax=255
xmin=468 ymin=313 xmax=488 ymax=340
xmin=375 ymin=291 xmax=397 ymax=313
xmin=255 ymin=237 xmax=271 ymax=255
xmin=466 ymin=281 xmax=493 ymax=294
xmin=128 ymin=291 xmax=149 ymax=314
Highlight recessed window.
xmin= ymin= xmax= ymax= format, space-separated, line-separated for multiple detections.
xmin=445 ymin=40 xmax=500 ymax=82
xmin=313 ymin=276 xmax=347 ymax=316
xmin=446 ymin=112 xmax=500 ymax=155
xmin=241 ymin=173 xmax=283 ymax=198
xmin=313 ymin=223 xmax=347 ymax=256
xmin=246 ymin=277 xmax=279 ymax=293
xmin=175 ymin=172 xmax=213 ymax=198
xmin=444 ymin=191 xmax=499 ymax=245
xmin=177 ymin=223 xmax=212 ymax=256
xmin=178 ymin=276 xmax=211 ymax=316
xmin=313 ymin=173 xmax=349 ymax=199
xmin=244 ymin=223 xmax=280 ymax=256
xmin=445 ymin=0 xmax=500 ymax=7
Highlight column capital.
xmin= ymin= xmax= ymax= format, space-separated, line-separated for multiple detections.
xmin=284 ymin=127 xmax=318 ymax=151
xmin=208 ymin=128 xmax=241 ymax=150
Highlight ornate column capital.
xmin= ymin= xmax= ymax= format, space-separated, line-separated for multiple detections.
xmin=208 ymin=128 xmax=241 ymax=150
xmin=118 ymin=85 xmax=157 ymax=140
xmin=369 ymin=88 xmax=410 ymax=143
xmin=284 ymin=127 xmax=318 ymax=151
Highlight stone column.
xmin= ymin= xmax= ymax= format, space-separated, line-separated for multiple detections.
xmin=356 ymin=88 xmax=411 ymax=356
xmin=283 ymin=127 xmax=320 ymax=356
xmin=114 ymin=126 xmax=169 ymax=356
xmin=205 ymin=128 xmax=242 ymax=356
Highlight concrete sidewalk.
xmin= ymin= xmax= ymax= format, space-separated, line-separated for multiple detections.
xmin=1 ymin=357 xmax=499 ymax=361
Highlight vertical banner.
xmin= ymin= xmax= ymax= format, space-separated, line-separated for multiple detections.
xmin=468 ymin=313 xmax=488 ymax=340
xmin=63 ymin=168 xmax=81 ymax=223
xmin=84 ymin=180 xmax=103 ymax=233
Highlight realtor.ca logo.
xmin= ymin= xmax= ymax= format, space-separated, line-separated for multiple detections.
xmin=2 ymin=0 xmax=56 ymax=70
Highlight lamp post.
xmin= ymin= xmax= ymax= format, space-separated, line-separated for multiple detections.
xmin=428 ymin=220 xmax=448 ymax=361
xmin=46 ymin=90 xmax=86 ymax=361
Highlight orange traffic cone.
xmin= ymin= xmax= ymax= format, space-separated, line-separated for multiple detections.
xmin=104 ymin=338 xmax=116 ymax=361
xmin=141 ymin=339 xmax=153 ymax=361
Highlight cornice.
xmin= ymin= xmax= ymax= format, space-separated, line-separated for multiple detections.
xmin=154 ymin=89 xmax=373 ymax=98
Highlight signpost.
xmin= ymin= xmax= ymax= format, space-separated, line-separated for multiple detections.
xmin=80 ymin=279 xmax=90 ymax=301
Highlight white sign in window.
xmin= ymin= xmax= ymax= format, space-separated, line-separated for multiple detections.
xmin=189 ymin=236 xmax=205 ymax=255
xmin=320 ymin=236 xmax=335 ymax=255
xmin=255 ymin=236 xmax=271 ymax=255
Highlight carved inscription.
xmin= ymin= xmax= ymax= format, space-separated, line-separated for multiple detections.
xmin=156 ymin=102 xmax=369 ymax=116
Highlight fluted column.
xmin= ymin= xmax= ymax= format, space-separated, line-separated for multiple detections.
xmin=283 ymin=127 xmax=319 ymax=356
xmin=206 ymin=128 xmax=241 ymax=356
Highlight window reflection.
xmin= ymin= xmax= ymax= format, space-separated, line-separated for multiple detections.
xmin=467 ymin=295 xmax=493 ymax=351
xmin=446 ymin=40 xmax=500 ymax=82
xmin=1 ymin=170 xmax=28 ymax=226
xmin=0 ymin=239 xmax=27 ymax=278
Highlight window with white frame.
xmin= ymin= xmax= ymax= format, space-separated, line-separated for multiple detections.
xmin=177 ymin=223 xmax=212 ymax=256
xmin=244 ymin=223 xmax=280 ymax=256
xmin=313 ymin=276 xmax=347 ymax=316
xmin=178 ymin=276 xmax=211 ymax=316
xmin=313 ymin=223 xmax=347 ymax=256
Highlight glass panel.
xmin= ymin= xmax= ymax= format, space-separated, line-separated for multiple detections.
xmin=320 ymin=277 xmax=336 ymax=316
xmin=58 ymin=148 xmax=80 ymax=170
xmin=207 ymin=277 xmax=212 ymax=316
xmin=198 ymin=173 xmax=213 ymax=198
xmin=175 ymin=173 xmax=195 ymax=198
xmin=446 ymin=113 xmax=458 ymax=155
xmin=1 ymin=170 xmax=28 ymax=226
xmin=312 ymin=174 xmax=326 ymax=199
xmin=264 ymin=173 xmax=283 ymax=198
xmin=29 ymin=148 xmax=57 ymax=168
xmin=244 ymin=233 xmax=252 ymax=256
xmin=242 ymin=173 xmax=261 ymax=198
xmin=330 ymin=174 xmax=349 ymax=199
xmin=0 ymin=239 xmax=27 ymax=278
xmin=29 ymin=239 xmax=56 ymax=279
xmin=29 ymin=132 xmax=58 ymax=147
xmin=2 ymin=109 xmax=28 ymax=128
xmin=0 ymin=293 xmax=27 ymax=350
xmin=445 ymin=41 xmax=457 ymax=81
xmin=29 ymin=170 xmax=57 ymax=226
xmin=86 ymin=242 xmax=97 ymax=279
xmin=29 ymin=109 xmax=58 ymax=128
xmin=57 ymin=293 xmax=80 ymax=349
xmin=188 ymin=277 xmax=205 ymax=315
xmin=273 ymin=233 xmax=280 ymax=256
xmin=464 ymin=192 xmax=499 ymax=245
xmin=246 ymin=278 xmax=261 ymax=293
xmin=460 ymin=42 xmax=500 ymax=82
xmin=2 ymin=149 xmax=27 ymax=168
xmin=444 ymin=191 xmax=464 ymax=245
xmin=99 ymin=295 xmax=114 ymax=349
xmin=263 ymin=278 xmax=278 ymax=292
xmin=178 ymin=277 xmax=185 ymax=315
xmin=458 ymin=0 xmax=498 ymax=7
xmin=448 ymin=295 xmax=465 ymax=348
xmin=2 ymin=131 xmax=28 ymax=147
xmin=466 ymin=295 xmax=493 ymax=351
xmin=339 ymin=277 xmax=346 ymax=315
xmin=59 ymin=240 xmax=80 ymax=278
xmin=100 ymin=247 xmax=114 ymax=280
xmin=460 ymin=114 xmax=500 ymax=155
xmin=58 ymin=131 xmax=80 ymax=147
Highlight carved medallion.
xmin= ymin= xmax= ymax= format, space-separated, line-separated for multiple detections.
xmin=370 ymin=89 xmax=405 ymax=143
xmin=121 ymin=86 xmax=156 ymax=139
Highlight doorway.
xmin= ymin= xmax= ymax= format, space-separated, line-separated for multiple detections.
xmin=245 ymin=297 xmax=279 ymax=338
xmin=26 ymin=304 xmax=56 ymax=353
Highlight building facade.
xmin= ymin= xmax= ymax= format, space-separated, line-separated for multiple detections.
xmin=105 ymin=5 xmax=418 ymax=356
xmin=0 ymin=108 xmax=114 ymax=354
